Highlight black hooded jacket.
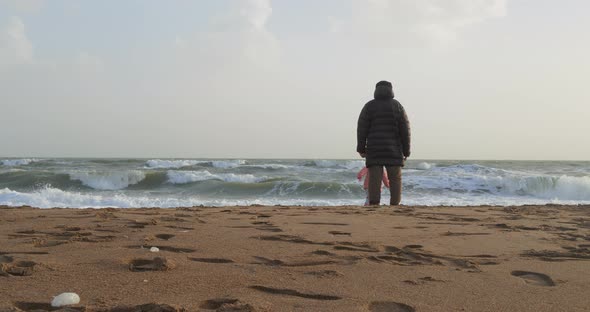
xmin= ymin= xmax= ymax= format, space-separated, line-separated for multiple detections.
xmin=356 ymin=82 xmax=411 ymax=166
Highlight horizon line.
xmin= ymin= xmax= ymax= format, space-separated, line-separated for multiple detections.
xmin=1 ymin=156 xmax=588 ymax=162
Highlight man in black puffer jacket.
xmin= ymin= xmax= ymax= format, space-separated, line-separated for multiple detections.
xmin=357 ymin=80 xmax=411 ymax=205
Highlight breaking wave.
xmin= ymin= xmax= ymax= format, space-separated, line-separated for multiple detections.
xmin=1 ymin=159 xmax=40 ymax=166
xmin=145 ymin=159 xmax=246 ymax=169
xmin=1 ymin=159 xmax=589 ymax=208
xmin=406 ymin=164 xmax=590 ymax=201
xmin=211 ymin=160 xmax=246 ymax=169
xmin=69 ymin=171 xmax=146 ymax=190
xmin=145 ymin=159 xmax=205 ymax=169
xmin=313 ymin=160 xmax=364 ymax=170
xmin=0 ymin=187 xmax=352 ymax=208
xmin=416 ymin=162 xmax=435 ymax=170
xmin=166 ymin=170 xmax=265 ymax=184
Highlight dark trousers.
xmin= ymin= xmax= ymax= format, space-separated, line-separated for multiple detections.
xmin=368 ymin=166 xmax=402 ymax=205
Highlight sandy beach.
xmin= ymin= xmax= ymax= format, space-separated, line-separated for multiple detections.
xmin=0 ymin=204 xmax=589 ymax=311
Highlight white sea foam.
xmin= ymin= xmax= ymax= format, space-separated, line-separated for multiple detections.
xmin=0 ymin=187 xmax=186 ymax=208
xmin=1 ymin=185 xmax=586 ymax=209
xmin=1 ymin=159 xmax=39 ymax=166
xmin=492 ymin=174 xmax=590 ymax=200
xmin=166 ymin=170 xmax=264 ymax=184
xmin=69 ymin=171 xmax=146 ymax=190
xmin=245 ymin=163 xmax=293 ymax=170
xmin=406 ymin=164 xmax=590 ymax=201
xmin=211 ymin=160 xmax=246 ymax=169
xmin=314 ymin=160 xmax=364 ymax=169
xmin=145 ymin=159 xmax=246 ymax=169
xmin=145 ymin=159 xmax=205 ymax=169
xmin=1 ymin=160 xmax=589 ymax=208
xmin=416 ymin=162 xmax=435 ymax=170
xmin=0 ymin=187 xmax=355 ymax=208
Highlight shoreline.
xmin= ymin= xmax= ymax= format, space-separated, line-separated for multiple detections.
xmin=1 ymin=205 xmax=589 ymax=311
xmin=2 ymin=203 xmax=589 ymax=209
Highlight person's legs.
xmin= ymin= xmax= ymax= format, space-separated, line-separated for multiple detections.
xmin=368 ymin=166 xmax=384 ymax=205
xmin=386 ymin=166 xmax=402 ymax=205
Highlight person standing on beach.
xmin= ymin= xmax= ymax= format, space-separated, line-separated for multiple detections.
xmin=357 ymin=80 xmax=411 ymax=205
xmin=357 ymin=166 xmax=390 ymax=206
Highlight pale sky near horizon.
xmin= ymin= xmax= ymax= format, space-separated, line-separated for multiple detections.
xmin=0 ymin=0 xmax=589 ymax=160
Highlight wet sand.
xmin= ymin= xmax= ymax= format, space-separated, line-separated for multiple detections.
xmin=1 ymin=204 xmax=589 ymax=311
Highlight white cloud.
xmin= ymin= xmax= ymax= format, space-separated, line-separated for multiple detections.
xmin=175 ymin=0 xmax=279 ymax=70
xmin=240 ymin=0 xmax=272 ymax=30
xmin=0 ymin=16 xmax=33 ymax=66
xmin=350 ymin=0 xmax=508 ymax=46
xmin=0 ymin=0 xmax=45 ymax=12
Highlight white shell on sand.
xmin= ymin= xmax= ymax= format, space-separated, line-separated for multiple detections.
xmin=150 ymin=247 xmax=159 ymax=252
xmin=51 ymin=293 xmax=80 ymax=307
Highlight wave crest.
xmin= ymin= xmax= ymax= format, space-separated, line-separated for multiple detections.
xmin=145 ymin=159 xmax=205 ymax=169
xmin=416 ymin=162 xmax=435 ymax=170
xmin=211 ymin=160 xmax=246 ymax=169
xmin=166 ymin=170 xmax=264 ymax=184
xmin=1 ymin=159 xmax=39 ymax=166
xmin=496 ymin=174 xmax=590 ymax=200
xmin=313 ymin=160 xmax=364 ymax=169
xmin=0 ymin=187 xmax=353 ymax=208
xmin=69 ymin=171 xmax=146 ymax=190
xmin=145 ymin=159 xmax=246 ymax=169
xmin=408 ymin=164 xmax=590 ymax=201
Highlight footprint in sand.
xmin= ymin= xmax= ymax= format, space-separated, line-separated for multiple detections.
xmin=334 ymin=242 xmax=380 ymax=253
xmin=0 ymin=251 xmax=48 ymax=255
xmin=129 ymin=257 xmax=175 ymax=272
xmin=165 ymin=225 xmax=195 ymax=230
xmin=14 ymin=302 xmax=85 ymax=311
xmin=160 ymin=216 xmax=189 ymax=222
xmin=255 ymin=234 xmax=332 ymax=246
xmin=249 ymin=285 xmax=341 ymax=300
xmin=403 ymin=276 xmax=445 ymax=285
xmin=403 ymin=245 xmax=423 ymax=249
xmin=305 ymin=270 xmax=343 ymax=278
xmin=511 ymin=270 xmax=556 ymax=286
xmin=311 ymin=250 xmax=336 ymax=256
xmin=302 ymin=222 xmax=349 ymax=226
xmin=200 ymin=298 xmax=254 ymax=311
xmin=127 ymin=245 xmax=196 ymax=253
xmin=114 ymin=303 xmax=186 ymax=311
xmin=155 ymin=234 xmax=175 ymax=240
xmin=1 ymin=260 xmax=37 ymax=276
xmin=189 ymin=257 xmax=234 ymax=264
xmin=33 ymin=239 xmax=68 ymax=248
xmin=329 ymin=231 xmax=351 ymax=236
xmin=369 ymin=301 xmax=416 ymax=312
xmin=253 ymin=256 xmax=338 ymax=267
xmin=0 ymin=255 xmax=13 ymax=263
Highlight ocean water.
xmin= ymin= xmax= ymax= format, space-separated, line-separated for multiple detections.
xmin=0 ymin=158 xmax=589 ymax=208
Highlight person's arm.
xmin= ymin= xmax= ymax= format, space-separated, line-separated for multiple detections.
xmin=382 ymin=170 xmax=390 ymax=188
xmin=357 ymin=167 xmax=368 ymax=181
xmin=357 ymin=104 xmax=370 ymax=156
xmin=398 ymin=104 xmax=411 ymax=159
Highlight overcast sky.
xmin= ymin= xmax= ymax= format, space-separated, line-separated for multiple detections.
xmin=1 ymin=0 xmax=588 ymax=160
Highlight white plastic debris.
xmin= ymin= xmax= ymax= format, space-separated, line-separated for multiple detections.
xmin=150 ymin=247 xmax=159 ymax=252
xmin=51 ymin=292 xmax=80 ymax=307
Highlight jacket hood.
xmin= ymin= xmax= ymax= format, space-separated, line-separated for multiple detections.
xmin=374 ymin=85 xmax=394 ymax=99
